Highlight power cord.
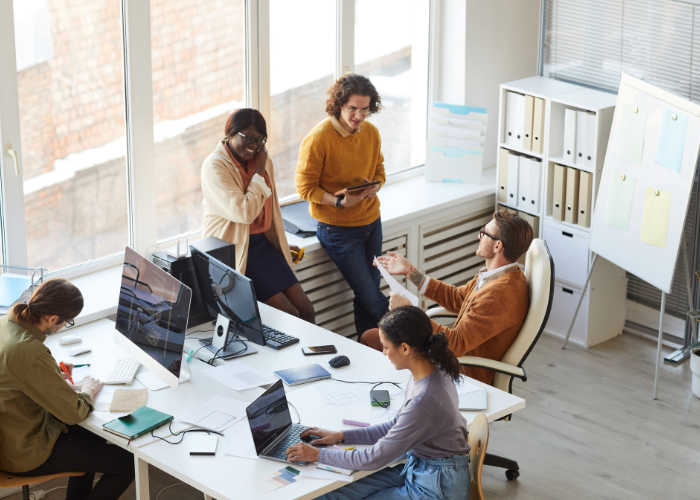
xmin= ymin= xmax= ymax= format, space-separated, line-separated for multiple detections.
xmin=150 ymin=421 xmax=224 ymax=445
xmin=155 ymin=482 xmax=184 ymax=500
xmin=330 ymin=378 xmax=403 ymax=409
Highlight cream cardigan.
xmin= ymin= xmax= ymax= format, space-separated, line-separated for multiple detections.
xmin=201 ymin=140 xmax=293 ymax=275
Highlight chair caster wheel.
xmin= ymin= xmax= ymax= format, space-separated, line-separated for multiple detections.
xmin=506 ymin=470 xmax=519 ymax=481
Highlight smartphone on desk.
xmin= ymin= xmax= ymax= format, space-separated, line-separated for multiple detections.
xmin=302 ymin=345 xmax=337 ymax=356
xmin=370 ymin=389 xmax=390 ymax=407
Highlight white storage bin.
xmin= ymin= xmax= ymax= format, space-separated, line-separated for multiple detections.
xmin=425 ymin=145 xmax=483 ymax=184
xmin=544 ymin=220 xmax=589 ymax=286
xmin=546 ymin=281 xmax=589 ymax=346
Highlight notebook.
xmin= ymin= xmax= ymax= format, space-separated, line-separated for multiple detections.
xmin=102 ymin=406 xmax=173 ymax=440
xmin=458 ymin=388 xmax=487 ymax=410
xmin=274 ymin=363 xmax=331 ymax=386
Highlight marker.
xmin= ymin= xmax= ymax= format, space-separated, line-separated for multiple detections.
xmin=73 ymin=364 xmax=91 ymax=368
xmin=59 ymin=361 xmax=74 ymax=384
xmin=342 ymin=419 xmax=370 ymax=427
xmin=343 ymin=447 xmax=355 ymax=450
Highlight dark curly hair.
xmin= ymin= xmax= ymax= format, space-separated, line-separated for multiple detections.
xmin=378 ymin=306 xmax=461 ymax=383
xmin=325 ymin=74 xmax=382 ymax=119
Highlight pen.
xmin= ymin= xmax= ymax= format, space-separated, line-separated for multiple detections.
xmin=59 ymin=361 xmax=74 ymax=384
xmin=343 ymin=447 xmax=355 ymax=450
xmin=342 ymin=419 xmax=370 ymax=427
xmin=73 ymin=364 xmax=91 ymax=368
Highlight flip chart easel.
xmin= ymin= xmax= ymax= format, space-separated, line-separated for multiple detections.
xmin=560 ymin=73 xmax=700 ymax=400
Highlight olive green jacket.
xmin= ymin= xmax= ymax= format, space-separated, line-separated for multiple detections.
xmin=0 ymin=312 xmax=94 ymax=472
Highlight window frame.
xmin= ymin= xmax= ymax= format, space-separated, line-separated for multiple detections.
xmin=0 ymin=0 xmax=432 ymax=279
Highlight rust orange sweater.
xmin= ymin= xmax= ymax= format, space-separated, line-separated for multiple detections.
xmin=424 ymin=266 xmax=529 ymax=385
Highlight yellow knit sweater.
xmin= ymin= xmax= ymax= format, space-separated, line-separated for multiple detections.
xmin=295 ymin=117 xmax=386 ymax=226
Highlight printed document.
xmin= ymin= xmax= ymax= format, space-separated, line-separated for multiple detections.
xmin=373 ymin=256 xmax=419 ymax=306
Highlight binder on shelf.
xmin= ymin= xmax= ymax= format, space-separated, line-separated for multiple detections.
xmin=584 ymin=112 xmax=596 ymax=170
xmin=564 ymin=167 xmax=580 ymax=225
xmin=578 ymin=171 xmax=592 ymax=228
xmin=517 ymin=212 xmax=540 ymax=264
xmin=513 ymin=93 xmax=526 ymax=148
xmin=532 ymin=98 xmax=546 ymax=154
xmin=575 ymin=111 xmax=587 ymax=167
xmin=529 ymin=159 xmax=542 ymax=213
xmin=504 ymin=91 xmax=519 ymax=146
xmin=522 ymin=95 xmax=535 ymax=151
xmin=552 ymin=164 xmax=567 ymax=221
xmin=498 ymin=204 xmax=517 ymax=214
xmin=506 ymin=153 xmax=520 ymax=204
xmin=517 ymin=157 xmax=531 ymax=209
xmin=564 ymin=108 xmax=577 ymax=163
xmin=498 ymin=148 xmax=509 ymax=203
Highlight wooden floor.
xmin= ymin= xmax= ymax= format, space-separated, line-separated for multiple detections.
xmin=5 ymin=332 xmax=699 ymax=500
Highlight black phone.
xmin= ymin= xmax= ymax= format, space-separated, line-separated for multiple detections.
xmin=370 ymin=389 xmax=390 ymax=407
xmin=301 ymin=345 xmax=338 ymax=355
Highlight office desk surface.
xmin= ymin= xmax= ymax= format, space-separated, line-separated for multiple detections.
xmin=45 ymin=303 xmax=524 ymax=500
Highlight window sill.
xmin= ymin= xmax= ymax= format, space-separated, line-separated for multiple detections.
xmin=70 ymin=169 xmax=496 ymax=325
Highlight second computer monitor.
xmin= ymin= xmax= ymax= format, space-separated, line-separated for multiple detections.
xmin=190 ymin=246 xmax=266 ymax=346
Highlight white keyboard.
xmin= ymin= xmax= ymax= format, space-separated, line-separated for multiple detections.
xmin=104 ymin=357 xmax=141 ymax=385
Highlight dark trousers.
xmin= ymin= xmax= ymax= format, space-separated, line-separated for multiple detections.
xmin=14 ymin=425 xmax=135 ymax=500
xmin=317 ymin=218 xmax=390 ymax=338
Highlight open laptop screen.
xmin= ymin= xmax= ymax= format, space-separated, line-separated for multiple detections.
xmin=246 ymin=380 xmax=292 ymax=454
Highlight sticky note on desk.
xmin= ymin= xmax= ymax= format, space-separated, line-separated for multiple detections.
xmin=616 ymin=104 xmax=647 ymax=165
xmin=640 ymin=187 xmax=671 ymax=248
xmin=655 ymin=108 xmax=688 ymax=173
xmin=603 ymin=170 xmax=637 ymax=231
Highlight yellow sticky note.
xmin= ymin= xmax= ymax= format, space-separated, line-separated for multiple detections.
xmin=640 ymin=187 xmax=671 ymax=248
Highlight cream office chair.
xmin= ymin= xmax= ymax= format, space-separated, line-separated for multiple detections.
xmin=428 ymin=238 xmax=554 ymax=481
xmin=467 ymin=412 xmax=489 ymax=500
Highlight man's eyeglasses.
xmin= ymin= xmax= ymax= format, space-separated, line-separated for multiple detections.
xmin=238 ymin=132 xmax=267 ymax=147
xmin=344 ymin=106 xmax=370 ymax=116
xmin=478 ymin=228 xmax=500 ymax=241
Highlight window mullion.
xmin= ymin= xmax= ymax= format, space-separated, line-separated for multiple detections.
xmin=337 ymin=0 xmax=355 ymax=78
xmin=0 ymin=0 xmax=28 ymax=268
xmin=249 ymin=0 xmax=271 ymax=121
xmin=121 ymin=0 xmax=157 ymax=254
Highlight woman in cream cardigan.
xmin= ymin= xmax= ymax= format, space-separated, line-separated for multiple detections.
xmin=201 ymin=108 xmax=314 ymax=323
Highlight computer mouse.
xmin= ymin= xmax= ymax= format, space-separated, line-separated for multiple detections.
xmin=68 ymin=346 xmax=92 ymax=356
xmin=59 ymin=335 xmax=82 ymax=345
xmin=329 ymin=355 xmax=350 ymax=368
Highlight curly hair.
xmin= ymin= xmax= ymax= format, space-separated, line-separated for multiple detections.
xmin=325 ymin=74 xmax=382 ymax=119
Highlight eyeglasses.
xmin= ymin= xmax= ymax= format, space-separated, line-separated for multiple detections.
xmin=478 ymin=228 xmax=500 ymax=241
xmin=343 ymin=106 xmax=370 ymax=116
xmin=62 ymin=319 xmax=75 ymax=328
xmin=238 ymin=132 xmax=267 ymax=147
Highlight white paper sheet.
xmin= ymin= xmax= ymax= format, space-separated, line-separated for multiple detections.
xmin=299 ymin=467 xmax=354 ymax=482
xmin=202 ymin=360 xmax=277 ymax=391
xmin=179 ymin=395 xmax=248 ymax=433
xmin=373 ymin=257 xmax=419 ymax=306
xmin=370 ymin=408 xmax=400 ymax=426
xmin=225 ymin=429 xmax=259 ymax=460
xmin=135 ymin=371 xmax=169 ymax=391
xmin=455 ymin=376 xmax=481 ymax=396
xmin=317 ymin=381 xmax=403 ymax=407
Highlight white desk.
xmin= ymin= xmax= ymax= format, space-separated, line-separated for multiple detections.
xmin=46 ymin=303 xmax=524 ymax=500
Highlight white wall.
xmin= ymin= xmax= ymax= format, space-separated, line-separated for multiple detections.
xmin=432 ymin=0 xmax=541 ymax=169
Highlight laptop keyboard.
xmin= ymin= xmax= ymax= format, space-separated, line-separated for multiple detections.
xmin=263 ymin=325 xmax=299 ymax=350
xmin=266 ymin=425 xmax=321 ymax=460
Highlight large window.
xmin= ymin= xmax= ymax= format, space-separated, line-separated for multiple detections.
xmin=268 ymin=0 xmax=336 ymax=199
xmin=0 ymin=0 xmax=432 ymax=275
xmin=150 ymin=0 xmax=245 ymax=242
xmin=15 ymin=0 xmax=129 ymax=271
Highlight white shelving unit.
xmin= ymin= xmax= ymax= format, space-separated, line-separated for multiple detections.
xmin=495 ymin=76 xmax=627 ymax=348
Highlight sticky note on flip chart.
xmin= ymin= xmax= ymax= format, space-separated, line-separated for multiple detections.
xmin=603 ymin=170 xmax=637 ymax=231
xmin=654 ymin=108 xmax=688 ymax=173
xmin=616 ymin=104 xmax=647 ymax=164
xmin=640 ymin=187 xmax=671 ymax=248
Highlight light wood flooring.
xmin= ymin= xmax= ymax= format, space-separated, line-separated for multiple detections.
xmin=4 ymin=332 xmax=699 ymax=500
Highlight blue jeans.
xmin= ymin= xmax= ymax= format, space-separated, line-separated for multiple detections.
xmin=317 ymin=218 xmax=390 ymax=338
xmin=318 ymin=453 xmax=471 ymax=500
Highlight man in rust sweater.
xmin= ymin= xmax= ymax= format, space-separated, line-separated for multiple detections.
xmin=365 ymin=210 xmax=533 ymax=385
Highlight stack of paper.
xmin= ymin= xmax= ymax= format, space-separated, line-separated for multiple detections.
xmin=179 ymin=395 xmax=248 ymax=433
xmin=202 ymin=360 xmax=277 ymax=391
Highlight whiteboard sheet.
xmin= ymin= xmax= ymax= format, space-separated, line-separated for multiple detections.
xmin=589 ymin=73 xmax=700 ymax=293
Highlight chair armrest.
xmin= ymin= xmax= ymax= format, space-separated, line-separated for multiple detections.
xmin=426 ymin=307 xmax=458 ymax=319
xmin=457 ymin=356 xmax=527 ymax=381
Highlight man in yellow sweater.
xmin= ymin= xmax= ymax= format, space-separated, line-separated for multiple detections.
xmin=295 ymin=74 xmax=388 ymax=339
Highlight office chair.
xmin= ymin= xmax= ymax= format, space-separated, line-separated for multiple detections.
xmin=428 ymin=238 xmax=555 ymax=481
xmin=468 ymin=412 xmax=489 ymax=500
xmin=0 ymin=470 xmax=85 ymax=500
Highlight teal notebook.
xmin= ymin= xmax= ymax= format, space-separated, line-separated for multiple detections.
xmin=102 ymin=406 xmax=173 ymax=440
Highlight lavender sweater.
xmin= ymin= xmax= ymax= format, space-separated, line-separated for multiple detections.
xmin=317 ymin=369 xmax=470 ymax=471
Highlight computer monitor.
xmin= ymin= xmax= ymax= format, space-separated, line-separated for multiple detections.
xmin=189 ymin=246 xmax=266 ymax=348
xmin=114 ymin=247 xmax=192 ymax=390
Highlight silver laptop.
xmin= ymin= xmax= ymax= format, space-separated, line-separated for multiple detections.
xmin=245 ymin=379 xmax=321 ymax=465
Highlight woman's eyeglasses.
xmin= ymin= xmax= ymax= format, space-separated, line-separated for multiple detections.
xmin=478 ymin=228 xmax=500 ymax=241
xmin=62 ymin=319 xmax=75 ymax=328
xmin=238 ymin=132 xmax=267 ymax=147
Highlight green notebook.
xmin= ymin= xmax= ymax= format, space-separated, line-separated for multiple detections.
xmin=102 ymin=406 xmax=173 ymax=440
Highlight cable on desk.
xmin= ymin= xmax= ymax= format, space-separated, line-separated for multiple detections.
xmin=330 ymin=378 xmax=403 ymax=409
xmin=150 ymin=421 xmax=224 ymax=445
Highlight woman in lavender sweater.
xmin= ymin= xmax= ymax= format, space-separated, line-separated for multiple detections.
xmin=285 ymin=306 xmax=471 ymax=499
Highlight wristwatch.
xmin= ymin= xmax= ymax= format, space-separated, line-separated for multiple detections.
xmin=335 ymin=194 xmax=345 ymax=209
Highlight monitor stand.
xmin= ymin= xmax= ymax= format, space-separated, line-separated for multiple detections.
xmin=179 ymin=359 xmax=192 ymax=384
xmin=198 ymin=313 xmax=258 ymax=360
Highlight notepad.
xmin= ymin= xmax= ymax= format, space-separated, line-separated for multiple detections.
xmin=109 ymin=388 xmax=148 ymax=412
xmin=274 ymin=363 xmax=331 ymax=386
xmin=102 ymin=406 xmax=173 ymax=440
